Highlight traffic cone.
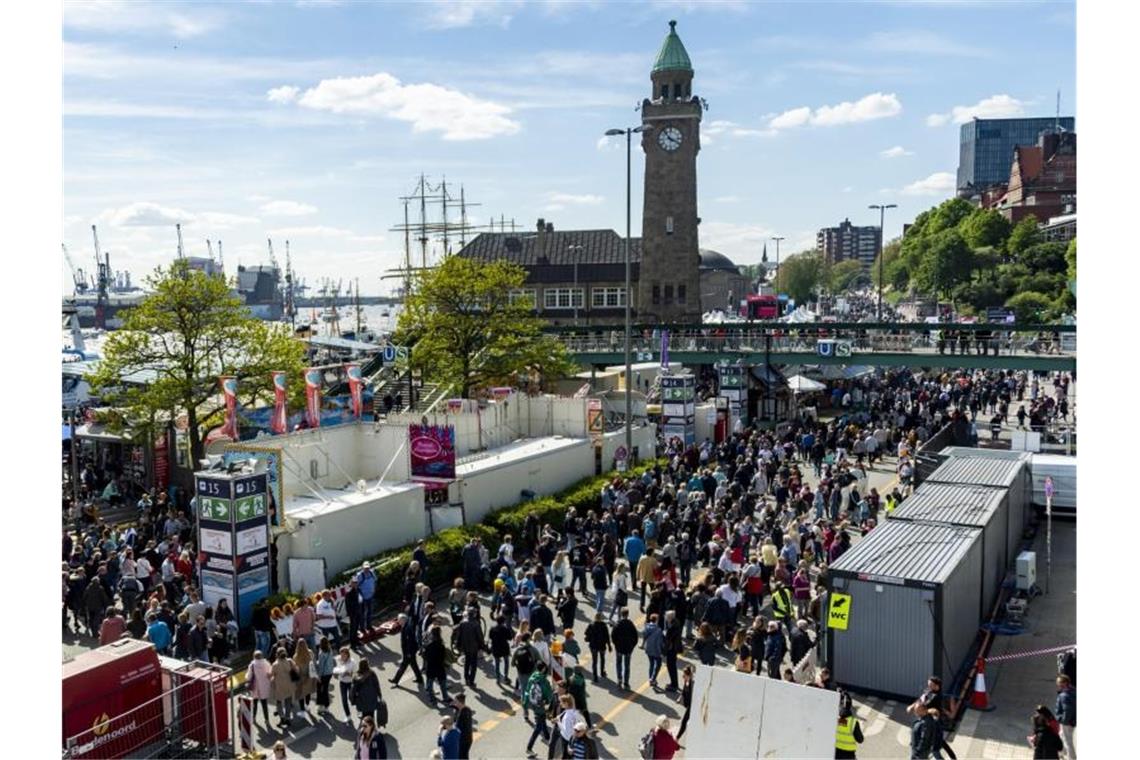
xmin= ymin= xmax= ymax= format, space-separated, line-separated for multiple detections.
xmin=970 ymin=657 xmax=995 ymax=711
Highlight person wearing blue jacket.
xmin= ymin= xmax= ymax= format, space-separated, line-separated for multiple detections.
xmin=437 ymin=715 xmax=461 ymax=760
xmin=354 ymin=562 xmax=377 ymax=628
xmin=624 ymin=530 xmax=645 ymax=571
xmin=642 ymin=614 xmax=665 ymax=689
xmin=763 ymin=621 xmax=787 ymax=679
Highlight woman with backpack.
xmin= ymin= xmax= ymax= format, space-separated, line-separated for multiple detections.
xmin=644 ymin=715 xmax=682 ymax=760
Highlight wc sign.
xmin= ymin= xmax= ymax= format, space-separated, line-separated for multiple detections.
xmin=828 ymin=592 xmax=852 ymax=630
xmin=381 ymin=344 xmax=410 ymax=364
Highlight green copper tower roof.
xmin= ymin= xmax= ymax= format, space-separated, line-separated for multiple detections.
xmin=652 ymin=20 xmax=692 ymax=73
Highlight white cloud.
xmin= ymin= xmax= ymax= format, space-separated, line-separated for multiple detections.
xmin=96 ymin=202 xmax=258 ymax=230
xmin=422 ymin=0 xmax=522 ymax=29
xmin=267 ymin=226 xmax=383 ymax=244
xmin=596 ymin=135 xmax=620 ymax=151
xmin=862 ymin=30 xmax=989 ymax=58
xmin=926 ymin=94 xmax=1025 ymax=127
xmin=267 ymin=86 xmax=300 ymax=104
xmin=768 ymin=93 xmax=902 ymax=131
xmin=702 ymin=120 xmax=776 ymax=141
xmin=809 ymin=93 xmax=903 ymax=126
xmin=273 ymin=72 xmax=520 ymax=140
xmin=901 ymin=171 xmax=956 ymax=196
xmin=842 ymin=186 xmax=854 ymax=193
xmin=769 ymin=107 xmax=811 ymax=130
xmin=700 ymin=222 xmax=777 ymax=263
xmin=880 ymin=145 xmax=914 ymax=159
xmin=259 ymin=200 xmax=318 ymax=217
xmin=713 ymin=195 xmax=741 ymax=203
xmin=64 ymin=0 xmax=225 ymax=39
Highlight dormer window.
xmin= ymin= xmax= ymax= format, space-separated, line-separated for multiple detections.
xmin=661 ymin=83 xmax=669 ymax=99
xmin=674 ymin=82 xmax=681 ymax=99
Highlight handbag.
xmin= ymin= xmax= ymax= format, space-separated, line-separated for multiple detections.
xmin=308 ymin=660 xmax=318 ymax=679
xmin=289 ymin=667 xmax=301 ymax=683
xmin=377 ymin=699 xmax=389 ymax=727
xmin=615 ymin=588 xmax=628 ymax=607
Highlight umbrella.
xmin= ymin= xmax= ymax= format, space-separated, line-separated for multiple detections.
xmin=786 ymin=374 xmax=826 ymax=393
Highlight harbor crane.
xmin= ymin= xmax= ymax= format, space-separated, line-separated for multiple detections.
xmin=62 ymin=243 xmax=88 ymax=295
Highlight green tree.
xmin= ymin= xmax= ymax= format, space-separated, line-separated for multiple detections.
xmin=1006 ymin=216 xmax=1042 ymax=256
xmin=915 ymin=229 xmax=974 ymax=298
xmin=89 ymin=259 xmax=306 ymax=464
xmin=827 ymin=259 xmax=865 ymax=294
xmin=871 ymin=239 xmax=902 ymax=288
xmin=1065 ymin=237 xmax=1076 ymax=281
xmin=959 ymin=208 xmax=1012 ymax=249
xmin=926 ymin=197 xmax=976 ymax=235
xmin=1004 ymin=291 xmax=1052 ymax=323
xmin=395 ymin=256 xmax=576 ymax=398
xmin=1019 ymin=242 xmax=1068 ymax=275
xmin=773 ymin=251 xmax=825 ymax=304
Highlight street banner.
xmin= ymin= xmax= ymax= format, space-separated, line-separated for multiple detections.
xmin=304 ymin=367 xmax=322 ymax=429
xmin=345 ymin=364 xmax=363 ymax=419
xmin=271 ymin=372 xmax=288 ymax=434
xmin=409 ymin=423 xmax=456 ymax=480
xmin=219 ymin=376 xmax=239 ymax=440
xmin=660 ymin=329 xmax=670 ymax=370
xmin=587 ymin=398 xmax=603 ymax=440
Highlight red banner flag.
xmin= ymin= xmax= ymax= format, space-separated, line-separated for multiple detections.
xmin=219 ymin=376 xmax=239 ymax=440
xmin=304 ymin=367 xmax=322 ymax=429
xmin=345 ymin=364 xmax=363 ymax=419
xmin=271 ymin=371 xmax=288 ymax=434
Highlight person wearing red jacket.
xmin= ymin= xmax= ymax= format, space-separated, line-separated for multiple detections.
xmin=650 ymin=715 xmax=682 ymax=760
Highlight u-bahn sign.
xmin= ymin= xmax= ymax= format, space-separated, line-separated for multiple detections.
xmin=818 ymin=340 xmax=852 ymax=358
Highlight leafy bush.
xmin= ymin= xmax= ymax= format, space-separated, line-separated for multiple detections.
xmin=320 ymin=458 xmax=665 ymax=612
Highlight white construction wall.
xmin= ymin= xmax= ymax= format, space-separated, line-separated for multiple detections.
xmin=685 ymin=665 xmax=839 ymax=760
xmin=458 ymin=438 xmax=594 ymax=523
xmin=279 ymin=482 xmax=425 ymax=588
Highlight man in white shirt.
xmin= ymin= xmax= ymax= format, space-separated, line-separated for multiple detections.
xmin=316 ymin=590 xmax=341 ymax=645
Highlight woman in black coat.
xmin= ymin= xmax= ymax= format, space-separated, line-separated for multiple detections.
xmin=422 ymin=626 xmax=450 ymax=706
xmin=351 ymin=658 xmax=383 ymax=728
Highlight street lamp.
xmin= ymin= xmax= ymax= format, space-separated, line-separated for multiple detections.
xmin=869 ymin=203 xmax=897 ymax=321
xmin=770 ymin=235 xmax=784 ymax=290
xmin=605 ymin=125 xmax=652 ymax=467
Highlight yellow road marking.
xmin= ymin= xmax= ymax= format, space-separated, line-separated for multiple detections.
xmin=592 ymin=679 xmax=653 ymax=732
xmin=472 ymin=609 xmax=647 ymax=743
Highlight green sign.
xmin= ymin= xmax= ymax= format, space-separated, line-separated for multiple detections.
xmin=234 ymin=494 xmax=266 ymax=521
xmin=200 ymin=497 xmax=231 ymax=521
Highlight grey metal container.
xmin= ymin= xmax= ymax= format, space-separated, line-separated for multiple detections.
xmin=891 ymin=483 xmax=1009 ymax=618
xmin=827 ymin=520 xmax=983 ymax=699
xmin=924 ymin=454 xmax=1031 ymax=563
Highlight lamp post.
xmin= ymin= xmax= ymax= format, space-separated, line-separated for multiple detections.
xmin=869 ymin=203 xmax=897 ymax=321
xmin=770 ymin=236 xmax=784 ymax=304
xmin=605 ymin=125 xmax=652 ymax=466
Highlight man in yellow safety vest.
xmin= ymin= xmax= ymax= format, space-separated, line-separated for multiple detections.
xmin=771 ymin=581 xmax=793 ymax=633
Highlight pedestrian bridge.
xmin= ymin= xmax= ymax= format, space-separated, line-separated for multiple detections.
xmin=546 ymin=322 xmax=1076 ymax=372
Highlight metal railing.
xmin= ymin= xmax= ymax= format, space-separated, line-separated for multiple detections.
xmin=553 ymin=325 xmax=1076 ymax=359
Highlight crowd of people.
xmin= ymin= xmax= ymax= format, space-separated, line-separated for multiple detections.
xmin=62 ymin=365 xmax=1076 ymax=759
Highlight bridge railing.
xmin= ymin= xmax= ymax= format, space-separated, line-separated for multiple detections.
xmin=553 ymin=325 xmax=1075 ymax=358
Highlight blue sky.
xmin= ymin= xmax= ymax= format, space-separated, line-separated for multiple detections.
xmin=62 ymin=0 xmax=1075 ymax=294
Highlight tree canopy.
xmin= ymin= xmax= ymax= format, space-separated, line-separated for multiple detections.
xmin=89 ymin=259 xmax=306 ymax=463
xmin=888 ymin=197 xmax=1074 ymax=319
xmin=395 ymin=256 xmax=576 ymax=399
xmin=773 ymin=251 xmax=826 ymax=304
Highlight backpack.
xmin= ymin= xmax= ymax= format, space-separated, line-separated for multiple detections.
xmin=526 ymin=678 xmax=546 ymax=709
xmin=637 ymin=730 xmax=656 ymax=760
xmin=512 ymin=645 xmax=536 ymax=673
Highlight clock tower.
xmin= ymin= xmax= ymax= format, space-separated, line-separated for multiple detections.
xmin=638 ymin=20 xmax=702 ymax=324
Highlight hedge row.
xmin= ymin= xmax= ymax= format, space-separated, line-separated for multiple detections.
xmin=266 ymin=459 xmax=664 ymax=614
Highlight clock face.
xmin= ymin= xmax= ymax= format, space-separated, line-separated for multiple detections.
xmin=657 ymin=126 xmax=683 ymax=152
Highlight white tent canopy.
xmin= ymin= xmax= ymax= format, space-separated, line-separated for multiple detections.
xmin=786 ymin=374 xmax=826 ymax=393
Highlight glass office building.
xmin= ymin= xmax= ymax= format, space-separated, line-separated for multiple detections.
xmin=957 ymin=117 xmax=1075 ymax=194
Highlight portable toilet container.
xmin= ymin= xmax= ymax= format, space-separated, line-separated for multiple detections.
xmin=891 ymin=482 xmax=1010 ymax=619
xmin=827 ymin=520 xmax=983 ymax=699
xmin=923 ymin=454 xmax=1031 ymax=565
